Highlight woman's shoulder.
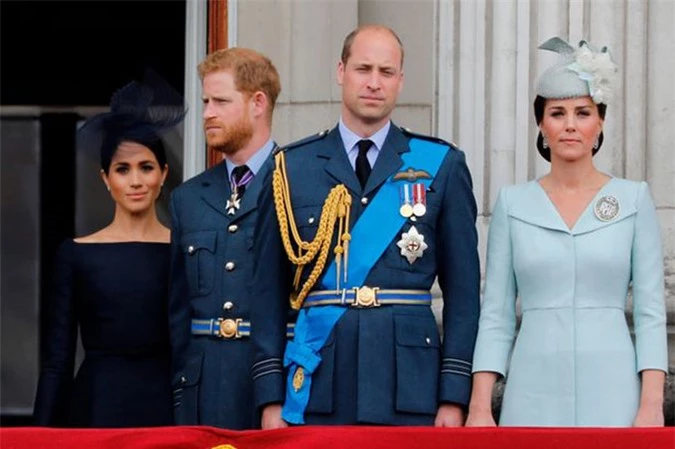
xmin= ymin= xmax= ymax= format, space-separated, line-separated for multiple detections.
xmin=603 ymin=177 xmax=652 ymax=208
xmin=494 ymin=180 xmax=541 ymax=206
xmin=73 ymin=226 xmax=171 ymax=245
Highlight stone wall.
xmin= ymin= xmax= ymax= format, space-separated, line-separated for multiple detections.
xmin=232 ymin=0 xmax=675 ymax=423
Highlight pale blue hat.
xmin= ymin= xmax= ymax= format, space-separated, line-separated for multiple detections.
xmin=535 ymin=37 xmax=618 ymax=105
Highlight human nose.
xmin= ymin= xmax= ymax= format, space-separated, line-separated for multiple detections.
xmin=130 ymin=169 xmax=142 ymax=187
xmin=203 ymin=101 xmax=215 ymax=120
xmin=366 ymin=72 xmax=381 ymax=90
xmin=564 ymin=114 xmax=576 ymax=131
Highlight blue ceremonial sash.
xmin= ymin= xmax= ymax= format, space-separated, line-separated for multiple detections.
xmin=281 ymin=138 xmax=449 ymax=424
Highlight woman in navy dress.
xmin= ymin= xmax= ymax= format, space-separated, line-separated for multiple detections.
xmin=33 ymin=76 xmax=185 ymax=427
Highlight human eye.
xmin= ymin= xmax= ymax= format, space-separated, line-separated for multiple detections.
xmin=141 ymin=164 xmax=155 ymax=172
xmin=115 ymin=166 xmax=129 ymax=174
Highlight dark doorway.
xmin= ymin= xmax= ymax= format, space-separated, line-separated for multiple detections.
xmin=0 ymin=0 xmax=186 ymax=426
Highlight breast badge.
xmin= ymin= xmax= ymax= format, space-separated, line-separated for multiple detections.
xmin=399 ymin=183 xmax=428 ymax=218
xmin=594 ymin=195 xmax=619 ymax=221
xmin=226 ymin=192 xmax=241 ymax=215
xmin=396 ymin=225 xmax=428 ymax=264
xmin=393 ymin=167 xmax=432 ymax=183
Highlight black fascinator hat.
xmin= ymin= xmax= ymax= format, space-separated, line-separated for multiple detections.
xmin=78 ymin=69 xmax=187 ymax=174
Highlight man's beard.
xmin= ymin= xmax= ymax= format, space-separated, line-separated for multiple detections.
xmin=206 ymin=115 xmax=254 ymax=155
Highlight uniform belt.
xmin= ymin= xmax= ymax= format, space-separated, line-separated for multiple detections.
xmin=303 ymin=287 xmax=432 ymax=308
xmin=191 ymin=318 xmax=295 ymax=339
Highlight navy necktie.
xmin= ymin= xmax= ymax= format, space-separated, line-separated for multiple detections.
xmin=231 ymin=165 xmax=253 ymax=196
xmin=355 ymin=139 xmax=373 ymax=188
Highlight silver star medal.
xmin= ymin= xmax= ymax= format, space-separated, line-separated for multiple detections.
xmin=396 ymin=225 xmax=428 ymax=264
xmin=226 ymin=192 xmax=241 ymax=215
xmin=594 ymin=195 xmax=619 ymax=222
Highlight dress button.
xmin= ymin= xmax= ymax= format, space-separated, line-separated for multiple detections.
xmin=181 ymin=376 xmax=187 ymax=384
xmin=225 ymin=262 xmax=236 ymax=271
xmin=308 ymin=216 xmax=315 ymax=224
xmin=425 ymin=337 xmax=431 ymax=345
xmin=361 ymin=197 xmax=368 ymax=205
xmin=228 ymin=224 xmax=238 ymax=233
xmin=187 ymin=245 xmax=195 ymax=254
xmin=223 ymin=301 xmax=234 ymax=311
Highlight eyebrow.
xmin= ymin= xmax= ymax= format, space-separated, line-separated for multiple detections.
xmin=112 ymin=160 xmax=156 ymax=166
xmin=202 ymin=95 xmax=228 ymax=101
xmin=547 ymin=105 xmax=592 ymax=111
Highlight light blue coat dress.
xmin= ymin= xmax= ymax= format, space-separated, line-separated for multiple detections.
xmin=472 ymin=178 xmax=668 ymax=426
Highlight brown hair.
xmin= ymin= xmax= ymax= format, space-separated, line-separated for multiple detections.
xmin=340 ymin=25 xmax=404 ymax=68
xmin=198 ymin=47 xmax=281 ymax=120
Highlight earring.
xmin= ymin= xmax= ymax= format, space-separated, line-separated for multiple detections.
xmin=543 ymin=137 xmax=549 ymax=149
xmin=106 ymin=186 xmax=110 ymax=192
xmin=593 ymin=138 xmax=599 ymax=150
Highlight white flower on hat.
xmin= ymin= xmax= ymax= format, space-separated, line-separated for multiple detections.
xmin=567 ymin=42 xmax=618 ymax=104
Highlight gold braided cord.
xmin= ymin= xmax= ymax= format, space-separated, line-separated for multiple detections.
xmin=273 ymin=151 xmax=352 ymax=310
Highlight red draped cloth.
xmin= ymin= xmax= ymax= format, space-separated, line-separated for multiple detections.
xmin=2 ymin=426 xmax=673 ymax=449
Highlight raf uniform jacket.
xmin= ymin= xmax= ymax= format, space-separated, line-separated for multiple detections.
xmin=250 ymin=124 xmax=480 ymax=425
xmin=169 ymin=159 xmax=271 ymax=429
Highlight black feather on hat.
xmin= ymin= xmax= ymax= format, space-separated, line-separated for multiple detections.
xmin=77 ymin=69 xmax=187 ymax=173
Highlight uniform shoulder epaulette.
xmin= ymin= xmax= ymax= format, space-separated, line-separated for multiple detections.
xmin=399 ymin=126 xmax=459 ymax=150
xmin=274 ymin=129 xmax=330 ymax=155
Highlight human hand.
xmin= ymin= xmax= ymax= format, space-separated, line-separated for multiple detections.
xmin=434 ymin=403 xmax=465 ymax=427
xmin=465 ymin=409 xmax=497 ymax=427
xmin=261 ymin=404 xmax=288 ymax=429
xmin=633 ymin=403 xmax=664 ymax=427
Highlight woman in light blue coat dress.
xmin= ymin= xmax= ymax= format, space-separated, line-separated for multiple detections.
xmin=466 ymin=37 xmax=668 ymax=427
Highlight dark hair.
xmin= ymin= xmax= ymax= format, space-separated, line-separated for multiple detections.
xmin=100 ymin=134 xmax=167 ymax=175
xmin=533 ymin=95 xmax=607 ymax=162
xmin=341 ymin=25 xmax=404 ymax=68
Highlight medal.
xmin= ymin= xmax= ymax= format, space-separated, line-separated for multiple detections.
xmin=594 ymin=195 xmax=619 ymax=221
xmin=396 ymin=225 xmax=428 ymax=264
xmin=399 ymin=184 xmax=413 ymax=218
xmin=412 ymin=183 xmax=427 ymax=217
xmin=226 ymin=192 xmax=241 ymax=215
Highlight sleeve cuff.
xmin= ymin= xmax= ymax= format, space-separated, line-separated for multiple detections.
xmin=252 ymin=358 xmax=285 ymax=408
xmin=439 ymin=362 xmax=472 ymax=406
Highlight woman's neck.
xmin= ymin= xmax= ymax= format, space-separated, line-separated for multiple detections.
xmin=105 ymin=207 xmax=168 ymax=242
xmin=545 ymin=158 xmax=605 ymax=192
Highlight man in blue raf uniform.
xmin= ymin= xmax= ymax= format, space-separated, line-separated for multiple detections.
xmin=169 ymin=48 xmax=282 ymax=429
xmin=251 ymin=25 xmax=480 ymax=428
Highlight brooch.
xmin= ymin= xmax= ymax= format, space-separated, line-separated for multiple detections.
xmin=594 ymin=195 xmax=619 ymax=221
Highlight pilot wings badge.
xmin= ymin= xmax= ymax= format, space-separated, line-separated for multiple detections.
xmin=396 ymin=225 xmax=428 ymax=264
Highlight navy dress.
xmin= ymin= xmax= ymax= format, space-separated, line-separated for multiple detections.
xmin=34 ymin=240 xmax=173 ymax=427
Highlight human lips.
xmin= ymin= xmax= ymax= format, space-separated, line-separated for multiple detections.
xmin=204 ymin=121 xmax=222 ymax=132
xmin=127 ymin=192 xmax=148 ymax=200
xmin=360 ymin=95 xmax=384 ymax=102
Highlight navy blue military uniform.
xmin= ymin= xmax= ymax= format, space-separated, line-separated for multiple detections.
xmin=250 ymin=124 xmax=480 ymax=425
xmin=169 ymin=155 xmax=277 ymax=429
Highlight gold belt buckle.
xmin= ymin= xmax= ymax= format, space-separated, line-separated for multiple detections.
xmin=217 ymin=318 xmax=241 ymax=339
xmin=352 ymin=286 xmax=380 ymax=308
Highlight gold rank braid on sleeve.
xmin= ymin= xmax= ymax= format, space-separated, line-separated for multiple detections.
xmin=272 ymin=151 xmax=352 ymax=310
